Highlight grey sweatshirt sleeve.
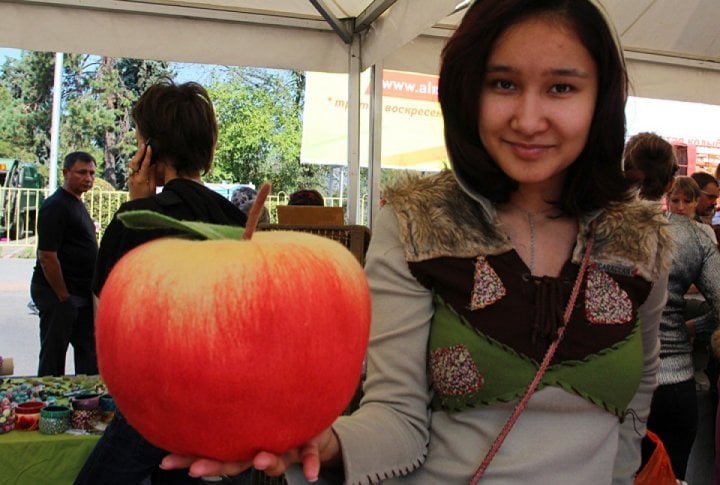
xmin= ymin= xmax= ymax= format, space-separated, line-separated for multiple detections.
xmin=612 ymin=269 xmax=668 ymax=484
xmin=332 ymin=206 xmax=434 ymax=485
xmin=690 ymin=234 xmax=720 ymax=335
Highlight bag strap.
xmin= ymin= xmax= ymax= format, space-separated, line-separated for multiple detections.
xmin=469 ymin=222 xmax=597 ymax=484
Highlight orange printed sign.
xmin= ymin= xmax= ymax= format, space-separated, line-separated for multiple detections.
xmin=301 ymin=70 xmax=447 ymax=171
xmin=369 ymin=70 xmax=439 ymax=102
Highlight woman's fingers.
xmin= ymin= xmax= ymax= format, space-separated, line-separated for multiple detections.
xmin=159 ymin=429 xmax=333 ymax=482
xmin=252 ymin=442 xmax=321 ymax=481
xmin=128 ymin=143 xmax=155 ymax=199
xmin=253 ymin=451 xmax=289 ymax=476
xmin=188 ymin=458 xmax=251 ymax=478
xmin=160 ymin=454 xmax=198 ymax=470
xmin=160 ymin=454 xmax=252 ymax=478
xmin=141 ymin=143 xmax=152 ymax=172
xmin=141 ymin=144 xmax=156 ymax=185
xmin=300 ymin=442 xmax=321 ymax=482
xmin=127 ymin=143 xmax=149 ymax=174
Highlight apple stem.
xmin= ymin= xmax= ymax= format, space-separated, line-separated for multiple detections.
xmin=242 ymin=182 xmax=272 ymax=240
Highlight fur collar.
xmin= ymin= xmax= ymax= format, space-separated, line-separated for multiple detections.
xmin=584 ymin=197 xmax=673 ymax=281
xmin=383 ymin=171 xmax=511 ymax=261
xmin=383 ymin=171 xmax=672 ymax=282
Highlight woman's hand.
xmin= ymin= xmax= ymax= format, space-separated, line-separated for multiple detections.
xmin=159 ymin=455 xmax=253 ymax=479
xmin=159 ymin=427 xmax=341 ymax=482
xmin=127 ymin=142 xmax=156 ymax=200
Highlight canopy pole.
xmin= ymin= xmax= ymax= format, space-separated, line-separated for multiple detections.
xmin=347 ymin=36 xmax=361 ymax=224
xmin=368 ymin=62 xmax=383 ymax=228
xmin=48 ymin=51 xmax=63 ymax=193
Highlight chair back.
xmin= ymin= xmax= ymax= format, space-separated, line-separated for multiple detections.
xmin=257 ymin=223 xmax=371 ymax=266
xmin=276 ymin=205 xmax=344 ymax=225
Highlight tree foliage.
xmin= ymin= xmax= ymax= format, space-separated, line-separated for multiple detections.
xmin=0 ymin=52 xmax=336 ymax=196
xmin=60 ymin=55 xmax=172 ymax=187
xmin=0 ymin=51 xmax=171 ymax=188
xmin=208 ymin=67 xmax=331 ymax=193
xmin=0 ymin=51 xmax=55 ymax=162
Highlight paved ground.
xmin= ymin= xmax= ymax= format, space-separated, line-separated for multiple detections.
xmin=0 ymin=255 xmax=74 ymax=377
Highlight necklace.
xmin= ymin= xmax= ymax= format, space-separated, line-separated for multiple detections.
xmin=469 ymin=221 xmax=597 ymax=484
xmin=503 ymin=202 xmax=555 ymax=274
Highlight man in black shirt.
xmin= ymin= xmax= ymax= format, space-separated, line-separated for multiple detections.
xmin=31 ymin=151 xmax=98 ymax=376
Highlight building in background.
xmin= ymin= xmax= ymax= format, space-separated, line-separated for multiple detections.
xmin=670 ymin=138 xmax=720 ymax=176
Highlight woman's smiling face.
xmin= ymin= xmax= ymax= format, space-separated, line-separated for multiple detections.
xmin=478 ymin=16 xmax=598 ymax=197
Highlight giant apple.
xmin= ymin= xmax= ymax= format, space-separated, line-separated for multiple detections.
xmin=96 ymin=213 xmax=371 ymax=461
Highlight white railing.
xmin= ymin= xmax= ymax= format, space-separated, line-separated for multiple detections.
xmin=0 ymin=188 xmax=368 ymax=252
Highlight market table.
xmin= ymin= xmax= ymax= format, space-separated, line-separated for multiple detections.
xmin=0 ymin=429 xmax=101 ymax=484
xmin=0 ymin=375 xmax=106 ymax=485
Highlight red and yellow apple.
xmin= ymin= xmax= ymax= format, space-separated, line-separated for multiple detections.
xmin=96 ymin=231 xmax=371 ymax=461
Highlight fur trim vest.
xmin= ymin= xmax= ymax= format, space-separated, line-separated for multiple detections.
xmin=382 ymin=170 xmax=672 ymax=416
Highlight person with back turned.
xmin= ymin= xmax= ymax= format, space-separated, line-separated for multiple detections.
xmin=76 ymin=79 xmax=247 ymax=485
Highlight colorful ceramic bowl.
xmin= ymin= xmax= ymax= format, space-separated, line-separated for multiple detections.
xmin=99 ymin=394 xmax=116 ymax=423
xmin=71 ymin=409 xmax=101 ymax=431
xmin=99 ymin=394 xmax=116 ymax=412
xmin=39 ymin=405 xmax=71 ymax=435
xmin=15 ymin=401 xmax=46 ymax=431
xmin=71 ymin=393 xmax=101 ymax=410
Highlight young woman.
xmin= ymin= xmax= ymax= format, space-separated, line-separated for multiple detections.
xmin=163 ymin=1 xmax=672 ymax=483
xmin=668 ymin=175 xmax=718 ymax=244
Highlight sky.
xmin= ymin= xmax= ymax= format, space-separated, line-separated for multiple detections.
xmin=2 ymin=47 xmax=719 ymax=146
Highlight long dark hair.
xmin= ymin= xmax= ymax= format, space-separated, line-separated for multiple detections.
xmin=439 ymin=0 xmax=631 ymax=214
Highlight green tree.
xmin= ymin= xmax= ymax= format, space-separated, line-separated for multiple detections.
xmin=0 ymin=51 xmax=172 ymax=186
xmin=0 ymin=51 xmax=55 ymax=162
xmin=0 ymin=83 xmax=35 ymax=159
xmin=208 ymin=68 xmax=331 ymax=193
xmin=61 ymin=54 xmax=116 ymax=170
xmin=0 ymin=52 xmax=339 ymax=196
xmin=62 ymin=56 xmax=172 ymax=188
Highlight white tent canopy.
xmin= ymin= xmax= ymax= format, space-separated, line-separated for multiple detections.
xmin=1 ymin=0 xmax=719 ymax=222
xmin=1 ymin=0 xmax=718 ymax=104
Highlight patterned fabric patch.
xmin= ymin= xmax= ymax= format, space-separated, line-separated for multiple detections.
xmin=429 ymin=344 xmax=484 ymax=396
xmin=469 ymin=256 xmax=506 ymax=310
xmin=585 ymin=265 xmax=633 ymax=324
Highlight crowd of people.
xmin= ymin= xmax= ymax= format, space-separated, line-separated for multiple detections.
xmin=624 ymin=132 xmax=720 ymax=483
xmin=16 ymin=0 xmax=720 ymax=483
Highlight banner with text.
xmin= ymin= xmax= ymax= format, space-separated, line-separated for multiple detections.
xmin=300 ymin=70 xmax=447 ymax=171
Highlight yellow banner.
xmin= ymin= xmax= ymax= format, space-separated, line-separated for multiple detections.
xmin=300 ymin=70 xmax=448 ymax=171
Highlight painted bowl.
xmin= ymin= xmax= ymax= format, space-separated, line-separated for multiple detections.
xmin=15 ymin=401 xmax=46 ymax=431
xmin=99 ymin=394 xmax=116 ymax=423
xmin=99 ymin=394 xmax=116 ymax=412
xmin=71 ymin=409 xmax=101 ymax=431
xmin=39 ymin=405 xmax=71 ymax=435
xmin=16 ymin=401 xmax=45 ymax=413
xmin=71 ymin=393 xmax=101 ymax=410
